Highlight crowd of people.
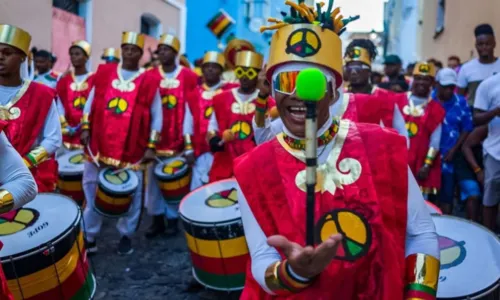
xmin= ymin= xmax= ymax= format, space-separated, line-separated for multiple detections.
xmin=0 ymin=0 xmax=498 ymax=297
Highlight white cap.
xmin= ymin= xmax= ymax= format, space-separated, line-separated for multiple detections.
xmin=436 ymin=68 xmax=458 ymax=86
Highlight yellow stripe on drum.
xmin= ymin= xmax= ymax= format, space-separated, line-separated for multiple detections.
xmin=7 ymin=233 xmax=85 ymax=299
xmin=184 ymin=232 xmax=249 ymax=259
xmin=158 ymin=174 xmax=191 ymax=190
xmin=57 ymin=180 xmax=83 ymax=192
xmin=96 ymin=188 xmax=132 ymax=206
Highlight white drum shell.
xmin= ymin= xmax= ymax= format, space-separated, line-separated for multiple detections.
xmin=97 ymin=168 xmax=139 ymax=195
xmin=58 ymin=150 xmax=85 ymax=176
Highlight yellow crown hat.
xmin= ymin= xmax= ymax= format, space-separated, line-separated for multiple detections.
xmin=413 ymin=62 xmax=437 ymax=78
xmin=0 ymin=24 xmax=31 ymax=55
xmin=102 ymin=48 xmax=120 ymax=60
xmin=344 ymin=46 xmax=372 ymax=67
xmin=261 ymin=1 xmax=359 ymax=86
xmin=71 ymin=40 xmax=91 ymax=56
xmin=121 ymin=32 xmax=145 ymax=49
xmin=235 ymin=51 xmax=264 ymax=69
xmin=159 ymin=34 xmax=180 ymax=53
xmin=203 ymin=51 xmax=225 ymax=67
xmin=224 ymin=39 xmax=255 ymax=69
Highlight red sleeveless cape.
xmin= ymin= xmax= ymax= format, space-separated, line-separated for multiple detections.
xmin=234 ymin=121 xmax=408 ymax=300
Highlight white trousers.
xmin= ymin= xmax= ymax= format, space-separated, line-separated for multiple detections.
xmin=145 ymin=163 xmax=179 ymax=218
xmin=190 ymin=152 xmax=213 ymax=190
xmin=82 ymin=162 xmax=143 ymax=240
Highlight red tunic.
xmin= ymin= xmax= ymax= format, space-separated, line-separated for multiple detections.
xmin=399 ymin=95 xmax=445 ymax=193
xmin=209 ymin=89 xmax=276 ymax=182
xmin=341 ymin=89 xmax=398 ymax=128
xmin=186 ymin=83 xmax=235 ymax=157
xmin=86 ymin=64 xmax=155 ymax=167
xmin=56 ymin=72 xmax=95 ymax=149
xmin=3 ymin=81 xmax=58 ymax=192
xmin=234 ymin=121 xmax=408 ymax=300
xmin=142 ymin=66 xmax=198 ymax=155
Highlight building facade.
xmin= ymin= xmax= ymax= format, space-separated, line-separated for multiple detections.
xmin=0 ymin=0 xmax=185 ymax=71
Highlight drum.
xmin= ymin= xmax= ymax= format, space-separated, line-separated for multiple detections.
xmin=426 ymin=200 xmax=442 ymax=215
xmin=433 ymin=215 xmax=500 ymax=299
xmin=57 ymin=150 xmax=85 ymax=207
xmin=0 ymin=193 xmax=96 ymax=300
xmin=154 ymin=156 xmax=191 ymax=205
xmin=95 ymin=168 xmax=139 ymax=218
xmin=179 ymin=179 xmax=248 ymax=291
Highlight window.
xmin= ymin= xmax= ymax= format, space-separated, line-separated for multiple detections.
xmin=53 ymin=0 xmax=79 ymax=15
xmin=434 ymin=0 xmax=445 ymax=38
xmin=141 ymin=17 xmax=152 ymax=35
xmin=140 ymin=14 xmax=162 ymax=38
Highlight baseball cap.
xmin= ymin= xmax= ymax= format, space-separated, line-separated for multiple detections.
xmin=383 ymin=55 xmax=402 ymax=65
xmin=436 ymin=68 xmax=458 ymax=86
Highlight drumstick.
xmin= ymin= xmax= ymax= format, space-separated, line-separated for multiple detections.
xmin=295 ymin=68 xmax=327 ymax=246
xmin=111 ymin=159 xmax=143 ymax=175
xmin=218 ymin=129 xmax=235 ymax=146
xmin=86 ymin=144 xmax=100 ymax=168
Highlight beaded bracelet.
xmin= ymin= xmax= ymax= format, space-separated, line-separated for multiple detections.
xmin=264 ymin=260 xmax=312 ymax=295
xmin=255 ymin=96 xmax=268 ymax=113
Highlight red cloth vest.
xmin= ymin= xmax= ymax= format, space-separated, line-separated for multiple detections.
xmin=234 ymin=121 xmax=408 ymax=300
xmin=186 ymin=83 xmax=235 ymax=157
xmin=143 ymin=66 xmax=198 ymax=155
xmin=3 ymin=81 xmax=58 ymax=192
xmin=56 ymin=72 xmax=95 ymax=149
xmin=399 ymin=95 xmax=445 ymax=192
xmin=209 ymin=89 xmax=275 ymax=182
xmin=342 ymin=90 xmax=398 ymax=128
xmin=87 ymin=64 xmax=154 ymax=166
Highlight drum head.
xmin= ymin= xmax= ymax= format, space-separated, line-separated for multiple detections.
xmin=98 ymin=168 xmax=139 ymax=194
xmin=58 ymin=150 xmax=85 ymax=175
xmin=0 ymin=193 xmax=80 ymax=258
xmin=154 ymin=156 xmax=189 ymax=180
xmin=180 ymin=179 xmax=239 ymax=224
xmin=433 ymin=215 xmax=500 ymax=299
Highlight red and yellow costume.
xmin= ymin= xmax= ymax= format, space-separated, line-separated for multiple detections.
xmin=142 ymin=34 xmax=199 ymax=157
xmin=208 ymin=51 xmax=275 ymax=182
xmin=231 ymin=4 xmax=440 ymax=298
xmin=400 ymin=63 xmax=445 ymax=194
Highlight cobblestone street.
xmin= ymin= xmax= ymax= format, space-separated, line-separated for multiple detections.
xmin=89 ymin=216 xmax=242 ymax=300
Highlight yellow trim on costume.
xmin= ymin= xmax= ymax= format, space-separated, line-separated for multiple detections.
xmin=235 ymin=51 xmax=263 ymax=69
xmin=0 ymin=24 xmax=31 ymax=55
xmin=344 ymin=46 xmax=372 ymax=66
xmin=158 ymin=176 xmax=190 ymax=191
xmin=63 ymin=142 xmax=84 ymax=150
xmin=7 ymin=233 xmax=85 ymax=299
xmin=96 ymin=189 xmax=132 ymax=206
xmin=0 ymin=189 xmax=14 ymax=214
xmin=57 ymin=180 xmax=83 ymax=192
xmin=184 ymin=232 xmax=248 ymax=258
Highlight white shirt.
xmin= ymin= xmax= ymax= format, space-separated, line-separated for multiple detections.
xmin=474 ymin=72 xmax=500 ymax=160
xmin=82 ymin=69 xmax=163 ymax=132
xmin=238 ymin=117 xmax=439 ymax=294
xmin=34 ymin=70 xmax=59 ymax=90
xmin=457 ymin=58 xmax=500 ymax=105
xmin=0 ymin=132 xmax=37 ymax=209
xmin=0 ymin=83 xmax=62 ymax=154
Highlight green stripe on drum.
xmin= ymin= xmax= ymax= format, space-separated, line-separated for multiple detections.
xmin=72 ymin=272 xmax=96 ymax=300
xmin=192 ymin=267 xmax=245 ymax=290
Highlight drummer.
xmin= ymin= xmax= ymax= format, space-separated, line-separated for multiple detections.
xmin=56 ymin=40 xmax=94 ymax=152
xmin=184 ymin=51 xmax=238 ymax=191
xmin=101 ymin=48 xmax=120 ymax=64
xmin=0 ymin=24 xmax=62 ymax=193
xmin=80 ymin=31 xmax=162 ymax=255
xmin=141 ymin=34 xmax=198 ymax=239
xmin=0 ymin=120 xmax=38 ymax=298
xmin=207 ymin=50 xmax=275 ymax=182
xmin=233 ymin=2 xmax=440 ymax=298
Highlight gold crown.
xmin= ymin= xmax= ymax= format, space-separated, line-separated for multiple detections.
xmin=102 ymin=48 xmax=120 ymax=60
xmin=203 ymin=51 xmax=225 ymax=67
xmin=224 ymin=39 xmax=255 ymax=69
xmin=235 ymin=51 xmax=263 ymax=69
xmin=344 ymin=46 xmax=372 ymax=66
xmin=0 ymin=24 xmax=31 ymax=55
xmin=122 ymin=32 xmax=145 ymax=49
xmin=413 ymin=62 xmax=436 ymax=78
xmin=159 ymin=34 xmax=180 ymax=53
xmin=71 ymin=40 xmax=91 ymax=56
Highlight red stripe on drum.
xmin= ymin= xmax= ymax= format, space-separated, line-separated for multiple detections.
xmin=95 ymin=197 xmax=132 ymax=216
xmin=161 ymin=185 xmax=191 ymax=198
xmin=16 ymin=251 xmax=91 ymax=300
xmin=189 ymin=251 xmax=249 ymax=276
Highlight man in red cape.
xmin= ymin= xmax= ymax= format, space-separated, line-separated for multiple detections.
xmin=0 ymin=24 xmax=62 ymax=193
xmin=233 ymin=3 xmax=440 ymax=299
xmin=79 ymin=32 xmax=162 ymax=255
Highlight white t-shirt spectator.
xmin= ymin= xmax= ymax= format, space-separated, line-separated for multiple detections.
xmin=457 ymin=58 xmax=500 ymax=105
xmin=474 ymin=73 xmax=500 ymax=161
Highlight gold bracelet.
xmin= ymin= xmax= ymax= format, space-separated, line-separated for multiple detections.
xmin=424 ymin=147 xmax=438 ymax=166
xmin=25 ymin=146 xmax=49 ymax=167
xmin=264 ymin=261 xmax=284 ymax=292
xmin=404 ymin=253 xmax=440 ymax=299
xmin=81 ymin=113 xmax=90 ymax=130
xmin=147 ymin=130 xmax=160 ymax=149
xmin=59 ymin=115 xmax=68 ymax=126
xmin=0 ymin=189 xmax=14 ymax=214
xmin=184 ymin=134 xmax=193 ymax=151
